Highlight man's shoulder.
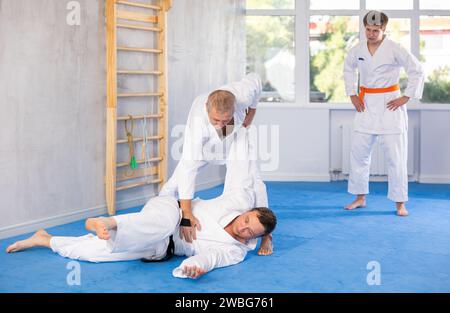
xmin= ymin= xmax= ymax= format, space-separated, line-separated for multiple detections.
xmin=386 ymin=38 xmax=408 ymax=53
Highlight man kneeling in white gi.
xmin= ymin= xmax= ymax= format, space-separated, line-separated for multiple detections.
xmin=6 ymin=129 xmax=277 ymax=279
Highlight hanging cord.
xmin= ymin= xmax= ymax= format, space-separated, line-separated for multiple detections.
xmin=142 ymin=114 xmax=152 ymax=183
xmin=142 ymin=115 xmax=147 ymax=161
xmin=125 ymin=115 xmax=138 ymax=170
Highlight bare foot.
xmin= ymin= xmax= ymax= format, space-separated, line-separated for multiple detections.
xmin=396 ymin=203 xmax=409 ymax=217
xmin=85 ymin=218 xmax=111 ymax=240
xmin=6 ymin=229 xmax=51 ymax=253
xmin=258 ymin=234 xmax=273 ymax=256
xmin=345 ymin=197 xmax=366 ymax=210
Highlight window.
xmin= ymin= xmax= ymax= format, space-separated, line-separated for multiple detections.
xmin=246 ymin=0 xmax=450 ymax=105
xmin=387 ymin=19 xmax=411 ymax=51
xmin=366 ymin=0 xmax=413 ymax=10
xmin=247 ymin=0 xmax=295 ymax=10
xmin=420 ymin=16 xmax=450 ymax=103
xmin=420 ymin=1 xmax=450 ymax=10
xmin=309 ymin=16 xmax=359 ymax=102
xmin=246 ymin=15 xmax=295 ymax=102
xmin=310 ymin=0 xmax=358 ymax=10
xmin=246 ymin=0 xmax=295 ymax=102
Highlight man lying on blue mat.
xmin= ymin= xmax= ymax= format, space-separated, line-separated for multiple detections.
xmin=6 ymin=128 xmax=277 ymax=279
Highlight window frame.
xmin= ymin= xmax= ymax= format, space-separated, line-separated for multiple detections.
xmin=246 ymin=0 xmax=450 ymax=108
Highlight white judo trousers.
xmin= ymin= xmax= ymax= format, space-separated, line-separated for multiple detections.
xmin=348 ymin=129 xmax=408 ymax=202
xmin=50 ymin=128 xmax=264 ymax=277
xmin=343 ymin=37 xmax=424 ymax=203
xmin=50 ymin=195 xmax=179 ymax=263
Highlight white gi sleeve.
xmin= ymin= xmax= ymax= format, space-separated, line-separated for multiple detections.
xmin=176 ymin=109 xmax=207 ymax=200
xmin=394 ymin=43 xmax=425 ymax=99
xmin=343 ymin=47 xmax=359 ymax=96
xmin=219 ymin=73 xmax=262 ymax=109
xmin=172 ymin=246 xmax=247 ymax=278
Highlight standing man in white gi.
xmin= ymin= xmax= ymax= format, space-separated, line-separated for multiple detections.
xmin=343 ymin=11 xmax=425 ymax=216
xmin=160 ymin=73 xmax=273 ymax=253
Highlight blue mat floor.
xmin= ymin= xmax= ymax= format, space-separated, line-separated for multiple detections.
xmin=1 ymin=181 xmax=449 ymax=293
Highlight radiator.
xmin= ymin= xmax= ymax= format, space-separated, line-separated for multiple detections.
xmin=341 ymin=124 xmax=416 ymax=176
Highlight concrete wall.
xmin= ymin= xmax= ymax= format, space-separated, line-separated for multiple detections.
xmin=0 ymin=0 xmax=246 ymax=239
xmin=166 ymin=0 xmax=246 ymax=190
xmin=0 ymin=0 xmax=106 ymax=238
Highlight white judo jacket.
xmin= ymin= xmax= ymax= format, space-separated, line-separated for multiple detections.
xmin=343 ymin=37 xmax=425 ymax=134
xmin=161 ymin=73 xmax=262 ymax=200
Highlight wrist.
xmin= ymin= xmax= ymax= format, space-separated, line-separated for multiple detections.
xmin=181 ymin=209 xmax=192 ymax=217
xmin=179 ymin=200 xmax=192 ymax=214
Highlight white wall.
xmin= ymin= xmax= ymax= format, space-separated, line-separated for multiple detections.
xmin=0 ymin=0 xmax=245 ymax=239
xmin=0 ymin=0 xmax=106 ymax=239
xmin=254 ymin=107 xmax=330 ymax=181
xmin=420 ymin=110 xmax=450 ymax=183
xmin=256 ymin=104 xmax=450 ymax=185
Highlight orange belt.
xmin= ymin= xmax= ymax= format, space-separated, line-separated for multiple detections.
xmin=359 ymin=84 xmax=400 ymax=102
